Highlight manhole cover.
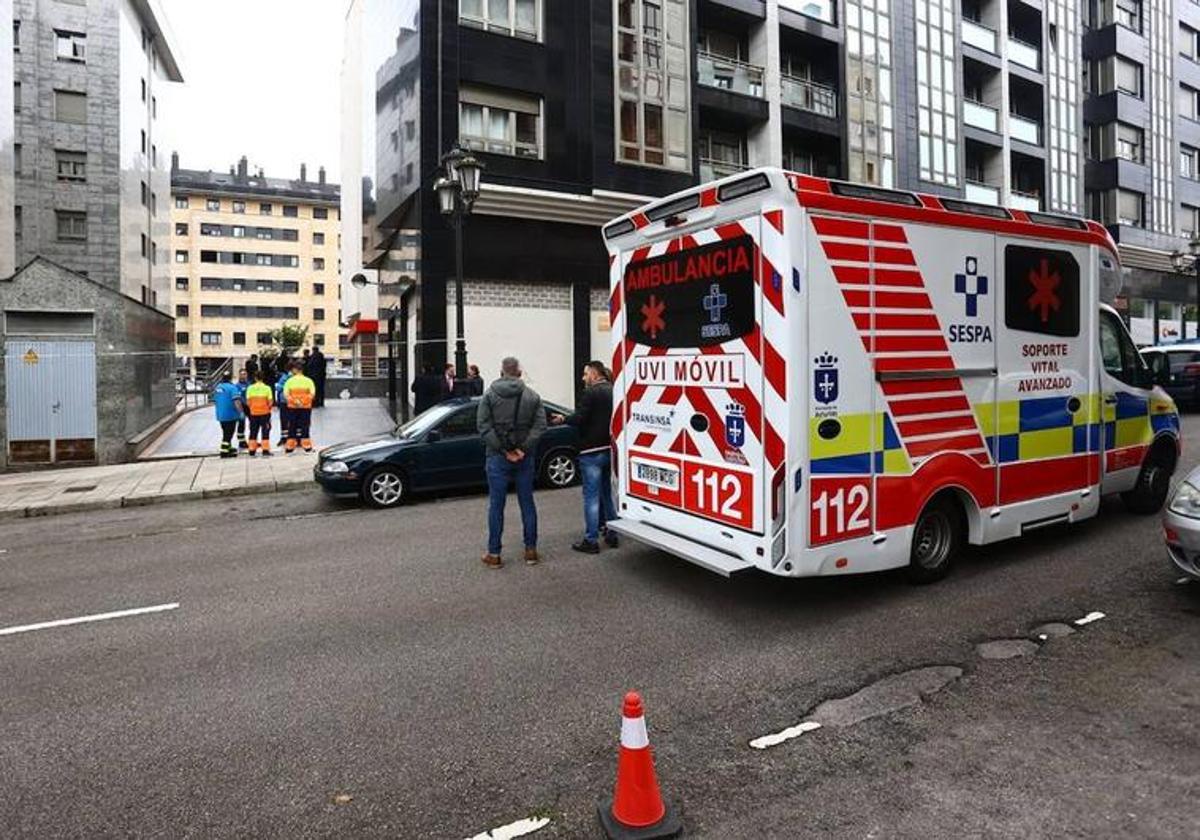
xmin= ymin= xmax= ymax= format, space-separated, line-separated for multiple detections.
xmin=62 ymin=485 xmax=97 ymax=494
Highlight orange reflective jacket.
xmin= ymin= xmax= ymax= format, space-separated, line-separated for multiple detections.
xmin=245 ymin=382 xmax=273 ymax=416
xmin=284 ymin=374 xmax=316 ymax=409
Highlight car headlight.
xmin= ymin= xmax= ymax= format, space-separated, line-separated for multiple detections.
xmin=321 ymin=460 xmax=349 ymax=475
xmin=1168 ymin=481 xmax=1200 ymax=518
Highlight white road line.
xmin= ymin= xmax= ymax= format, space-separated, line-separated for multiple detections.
xmin=749 ymin=720 xmax=823 ymax=750
xmin=464 ymin=815 xmax=551 ymax=840
xmin=0 ymin=602 xmax=179 ymax=637
xmin=1074 ymin=611 xmax=1106 ymax=626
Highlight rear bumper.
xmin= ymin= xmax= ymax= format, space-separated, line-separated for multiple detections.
xmin=606 ymin=519 xmax=755 ymax=577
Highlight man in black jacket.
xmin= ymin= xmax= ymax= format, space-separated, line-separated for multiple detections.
xmin=551 ymin=361 xmax=618 ymax=554
xmin=411 ymin=365 xmax=443 ymax=415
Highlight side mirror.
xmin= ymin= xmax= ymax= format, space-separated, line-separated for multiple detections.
xmin=1155 ymin=367 xmax=1171 ymax=388
xmin=425 ymin=429 xmax=442 ymax=443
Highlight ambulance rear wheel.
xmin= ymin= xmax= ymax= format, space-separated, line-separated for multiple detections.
xmin=1121 ymin=452 xmax=1172 ymax=515
xmin=906 ymin=497 xmax=964 ymax=584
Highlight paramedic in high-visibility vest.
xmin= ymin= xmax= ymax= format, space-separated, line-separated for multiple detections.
xmin=244 ymin=372 xmax=274 ymax=456
xmin=274 ymin=362 xmax=292 ymax=446
xmin=282 ymin=361 xmax=316 ymax=452
xmin=212 ymin=370 xmax=244 ymax=458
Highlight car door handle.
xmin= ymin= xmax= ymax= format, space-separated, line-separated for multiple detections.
xmin=1103 ymin=396 xmax=1118 ymax=405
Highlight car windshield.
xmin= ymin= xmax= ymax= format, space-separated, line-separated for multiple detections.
xmin=394 ymin=403 xmax=462 ymax=439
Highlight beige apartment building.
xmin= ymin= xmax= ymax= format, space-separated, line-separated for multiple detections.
xmin=169 ymin=156 xmax=343 ymax=375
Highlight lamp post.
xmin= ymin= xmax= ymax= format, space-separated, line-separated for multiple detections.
xmin=1172 ymin=236 xmax=1200 ymax=342
xmin=434 ymin=146 xmax=483 ymax=381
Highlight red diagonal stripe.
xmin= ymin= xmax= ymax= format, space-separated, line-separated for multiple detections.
xmin=634 ymin=432 xmax=657 ymax=448
xmin=873 ymin=224 xmax=908 ymax=243
xmin=764 ymin=209 xmax=783 ymax=234
xmin=715 ymin=222 xmax=745 ymax=241
xmin=812 ymin=216 xmax=870 ymax=239
xmin=842 ymin=290 xmax=933 ymax=310
xmin=822 ymin=242 xmax=871 ymax=262
xmin=610 ymin=282 xmax=623 ymax=319
xmin=761 ymin=253 xmax=784 ymax=316
xmin=889 ymin=395 xmax=971 ymax=417
xmin=763 ymin=338 xmax=786 ymax=399
xmin=882 ymin=378 xmax=965 ymax=396
xmin=897 ymin=414 xmax=979 ymax=437
xmin=874 ymin=268 xmax=926 ymax=287
xmin=868 ymin=334 xmax=949 ymax=353
xmin=833 ymin=265 xmax=870 ymax=285
xmin=906 ymin=434 xmax=987 ymax=458
xmin=858 ymin=313 xmax=942 ymax=331
xmin=875 ymin=355 xmax=955 ymax=372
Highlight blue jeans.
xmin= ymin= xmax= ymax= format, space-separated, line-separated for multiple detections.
xmin=579 ymin=450 xmax=617 ymax=543
xmin=485 ymin=453 xmax=538 ymax=555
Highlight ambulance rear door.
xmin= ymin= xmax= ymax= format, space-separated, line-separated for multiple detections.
xmin=619 ymin=217 xmax=768 ymax=537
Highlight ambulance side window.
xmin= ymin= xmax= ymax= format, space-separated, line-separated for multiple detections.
xmin=1099 ymin=310 xmax=1147 ymax=387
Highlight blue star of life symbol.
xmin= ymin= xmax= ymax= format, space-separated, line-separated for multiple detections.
xmin=702 ymin=283 xmax=728 ymax=323
xmin=953 ymin=256 xmax=988 ymax=317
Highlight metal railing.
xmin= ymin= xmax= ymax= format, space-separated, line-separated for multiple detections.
xmin=962 ymin=18 xmax=998 ymax=54
xmin=697 ymin=51 xmax=765 ymax=98
xmin=699 ymin=157 xmax=749 ymax=182
xmin=781 ymin=75 xmax=838 ymax=117
xmin=1008 ymin=35 xmax=1041 ymax=70
xmin=963 ymin=99 xmax=999 ymax=132
xmin=965 ymin=180 xmax=1001 ymax=205
xmin=176 ymin=357 xmax=232 ymax=410
xmin=1010 ymin=190 xmax=1042 ymax=211
xmin=1009 ymin=113 xmax=1042 ymax=145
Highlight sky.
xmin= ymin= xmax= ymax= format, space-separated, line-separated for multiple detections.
xmin=158 ymin=0 xmax=347 ymax=184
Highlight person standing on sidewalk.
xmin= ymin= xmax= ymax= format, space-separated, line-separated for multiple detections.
xmin=212 ymin=370 xmax=245 ymax=458
xmin=477 ymin=356 xmax=546 ymax=569
xmin=274 ymin=363 xmax=292 ymax=446
xmin=551 ymin=361 xmax=618 ymax=553
xmin=235 ymin=368 xmax=251 ymax=451
xmin=244 ymin=372 xmax=274 ymax=456
xmin=283 ymin=361 xmax=317 ymax=452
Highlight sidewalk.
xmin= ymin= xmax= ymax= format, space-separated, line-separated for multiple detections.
xmin=0 ymin=451 xmax=322 ymax=520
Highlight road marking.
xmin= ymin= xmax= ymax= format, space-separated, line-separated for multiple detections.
xmin=464 ymin=815 xmax=551 ymax=840
xmin=749 ymin=720 xmax=823 ymax=750
xmin=0 ymin=602 xmax=179 ymax=637
xmin=1177 ymin=577 xmax=1194 ymax=586
xmin=1074 ymin=611 xmax=1105 ymax=626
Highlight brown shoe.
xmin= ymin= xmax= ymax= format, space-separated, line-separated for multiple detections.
xmin=524 ymin=548 xmax=540 ymax=566
xmin=481 ymin=553 xmax=503 ymax=569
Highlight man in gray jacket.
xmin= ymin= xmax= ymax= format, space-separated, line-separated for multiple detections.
xmin=477 ymin=356 xmax=547 ymax=568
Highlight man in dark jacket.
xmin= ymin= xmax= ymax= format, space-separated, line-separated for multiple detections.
xmin=477 ymin=356 xmax=546 ymax=569
xmin=552 ymin=361 xmax=618 ymax=553
xmin=306 ymin=346 xmax=327 ymax=407
xmin=411 ymin=365 xmax=443 ymax=415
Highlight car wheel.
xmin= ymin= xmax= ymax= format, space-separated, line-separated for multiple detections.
xmin=906 ymin=495 xmax=964 ymax=585
xmin=1122 ymin=451 xmax=1172 ymax=515
xmin=362 ymin=466 xmax=405 ymax=508
xmin=540 ymin=450 xmax=578 ymax=488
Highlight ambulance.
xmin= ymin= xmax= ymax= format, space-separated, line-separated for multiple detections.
xmin=602 ymin=168 xmax=1181 ymax=583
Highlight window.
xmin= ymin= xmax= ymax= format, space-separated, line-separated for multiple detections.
xmin=141 ymin=78 xmax=146 ymax=102
xmin=233 ymin=332 xmax=246 ymax=346
xmin=313 ymin=232 xmax=325 ymax=245
xmin=1116 ymin=57 xmax=1142 ymax=97
xmin=232 ymin=200 xmax=245 ymax=214
xmin=206 ymin=198 xmax=220 ymax=211
xmin=1182 ymin=204 xmax=1200 ymax=238
xmin=232 ymin=225 xmax=245 ymax=238
xmin=1116 ymin=123 xmax=1143 ymax=163
xmin=12 ymin=144 xmax=19 ymax=175
xmin=176 ymin=332 xmax=188 ymax=345
xmin=176 ymin=196 xmax=189 ymax=209
xmin=175 ymin=304 xmax=189 ymax=317
xmin=54 ymin=30 xmax=86 ymax=62
xmin=313 ymin=207 xmax=328 ymax=220
xmin=615 ymin=0 xmax=690 ymax=170
xmin=55 ymin=150 xmax=87 ymax=182
xmin=12 ymin=20 xmax=19 ymax=51
xmin=55 ymin=210 xmax=87 ymax=241
xmin=152 ymin=96 xmax=156 ymax=119
xmin=439 ymin=406 xmax=483 ymax=439
xmin=313 ymin=258 xmax=326 ymax=270
xmin=314 ymin=334 xmax=326 ymax=347
xmin=175 ymin=222 xmax=189 ymax=236
xmin=1182 ymin=85 xmax=1200 ymax=121
xmin=1099 ymin=310 xmax=1147 ymax=386
xmin=175 ymin=250 xmax=189 ymax=263
xmin=12 ymin=81 xmax=20 ymax=113
xmin=1114 ymin=0 xmax=1141 ymax=30
xmin=141 ymin=181 xmax=148 ymax=207
xmin=459 ymin=84 xmax=542 ymax=159
xmin=260 ymin=203 xmax=272 ymax=215
xmin=13 ymin=206 xmax=20 ymax=239
xmin=175 ymin=277 xmax=188 ymax=290
xmin=54 ymin=90 xmax=87 ymax=124
xmin=152 ymin=145 xmax=157 ymax=166
xmin=282 ymin=205 xmax=298 ymax=217
xmin=314 ymin=283 xmax=325 ymax=295
xmin=140 ymin=234 xmax=147 ymax=257
xmin=460 ymin=0 xmax=540 ymax=40
xmin=151 ymin=241 xmax=157 ymax=264
xmin=1004 ymin=246 xmax=1080 ymax=338
xmin=201 ymin=332 xmax=222 ymax=346
xmin=256 ymin=332 xmax=273 ymax=345
xmin=311 ymin=308 xmax=325 ymax=322
xmin=1183 ymin=23 xmax=1200 ymax=62
xmin=1118 ymin=189 xmax=1143 ymax=226
xmin=140 ymin=130 xmax=148 ymax=154
xmin=1184 ymin=146 xmax=1199 ymax=180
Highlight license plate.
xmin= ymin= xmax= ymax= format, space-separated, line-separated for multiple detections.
xmin=635 ymin=460 xmax=679 ymax=491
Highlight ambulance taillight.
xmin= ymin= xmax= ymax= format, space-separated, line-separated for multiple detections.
xmin=770 ymin=465 xmax=786 ymax=533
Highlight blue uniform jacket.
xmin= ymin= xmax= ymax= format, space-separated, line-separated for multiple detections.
xmin=213 ymin=382 xmax=243 ymax=423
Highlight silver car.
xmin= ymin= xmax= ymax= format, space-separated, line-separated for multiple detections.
xmin=1164 ymin=464 xmax=1200 ymax=580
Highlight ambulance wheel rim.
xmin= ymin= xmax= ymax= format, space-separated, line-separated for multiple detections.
xmin=547 ymin=454 xmax=577 ymax=487
xmin=369 ymin=471 xmax=403 ymax=506
xmin=913 ymin=510 xmax=952 ymax=569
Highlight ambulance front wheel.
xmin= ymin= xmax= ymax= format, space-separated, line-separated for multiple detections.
xmin=1121 ymin=448 xmax=1173 ymax=515
xmin=906 ymin=495 xmax=965 ymax=585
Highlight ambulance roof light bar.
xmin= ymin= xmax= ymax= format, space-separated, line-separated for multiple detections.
xmin=828 ymin=181 xmax=921 ymax=207
xmin=1025 ymin=211 xmax=1088 ymax=230
xmin=645 ymin=193 xmax=700 ymax=223
xmin=940 ymin=198 xmax=1012 ymax=220
xmin=604 ymin=218 xmax=636 ymax=240
xmin=717 ymin=172 xmax=770 ymax=202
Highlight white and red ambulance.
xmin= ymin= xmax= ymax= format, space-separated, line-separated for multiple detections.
xmin=602 ymin=168 xmax=1181 ymax=582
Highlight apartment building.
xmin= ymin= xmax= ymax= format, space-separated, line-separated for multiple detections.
xmin=170 ymin=157 xmax=344 ymax=376
xmin=339 ymin=0 xmax=1200 ymax=407
xmin=7 ymin=0 xmax=182 ymax=308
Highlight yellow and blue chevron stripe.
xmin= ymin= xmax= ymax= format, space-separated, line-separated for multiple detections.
xmin=809 ymin=413 xmax=910 ymax=475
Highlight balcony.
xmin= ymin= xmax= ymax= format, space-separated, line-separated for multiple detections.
xmin=964 ymin=99 xmax=999 ymax=132
xmin=1010 ymin=190 xmax=1041 ymax=211
xmin=1007 ymin=36 xmax=1041 ymax=71
xmin=781 ymin=75 xmax=837 ymax=118
xmin=1009 ymin=113 xmax=1041 ymax=145
xmin=962 ymin=19 xmax=998 ymax=54
xmin=697 ymin=51 xmax=765 ymax=98
xmin=699 ymin=157 xmax=749 ymax=182
xmin=965 ymin=181 xmax=1001 ymax=204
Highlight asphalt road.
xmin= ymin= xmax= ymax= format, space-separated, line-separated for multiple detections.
xmin=2 ymin=423 xmax=1199 ymax=839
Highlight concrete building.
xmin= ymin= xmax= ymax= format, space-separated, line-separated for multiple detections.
xmin=8 ymin=0 xmax=183 ymax=309
xmin=169 ymin=157 xmax=345 ymax=376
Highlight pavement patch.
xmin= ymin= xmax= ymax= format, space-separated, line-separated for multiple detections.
xmin=1030 ymin=622 xmax=1076 ymax=641
xmin=464 ymin=815 xmax=551 ymax=840
xmin=975 ymin=639 xmax=1040 ymax=660
xmin=1074 ymin=611 xmax=1106 ymax=626
xmin=749 ymin=720 xmax=823 ymax=750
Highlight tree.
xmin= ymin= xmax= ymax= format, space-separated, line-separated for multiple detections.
xmin=264 ymin=323 xmax=309 ymax=355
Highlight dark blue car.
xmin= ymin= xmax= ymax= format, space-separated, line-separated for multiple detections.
xmin=313 ymin=397 xmax=580 ymax=507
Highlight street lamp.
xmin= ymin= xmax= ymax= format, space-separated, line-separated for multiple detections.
xmin=1171 ymin=237 xmax=1200 ymax=342
xmin=435 ymin=146 xmax=484 ymax=381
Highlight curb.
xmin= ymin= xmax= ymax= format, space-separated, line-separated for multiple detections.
xmin=4 ymin=478 xmax=315 ymax=519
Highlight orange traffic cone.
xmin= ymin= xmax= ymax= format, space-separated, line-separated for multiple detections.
xmin=598 ymin=691 xmax=682 ymax=839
